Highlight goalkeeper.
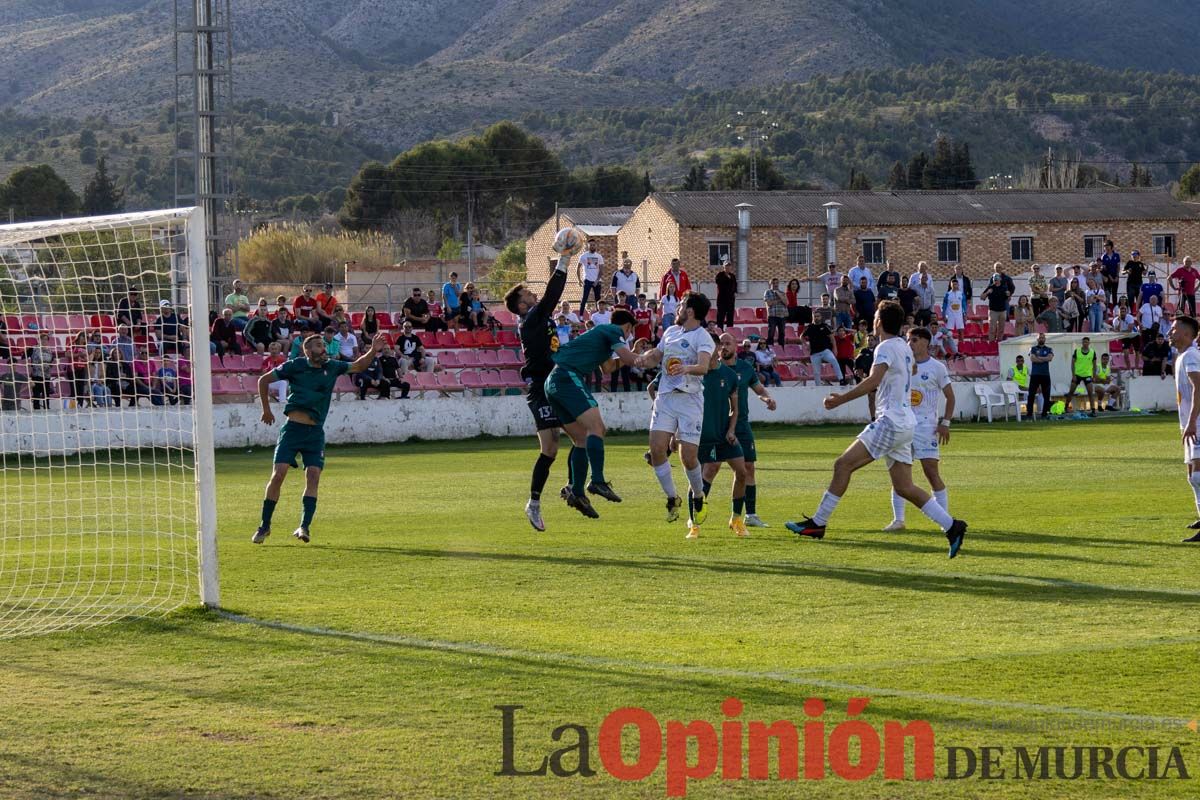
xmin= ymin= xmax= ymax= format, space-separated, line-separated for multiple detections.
xmin=253 ymin=332 xmax=387 ymax=544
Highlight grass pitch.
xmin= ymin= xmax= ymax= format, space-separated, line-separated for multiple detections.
xmin=1 ymin=416 xmax=1199 ymax=798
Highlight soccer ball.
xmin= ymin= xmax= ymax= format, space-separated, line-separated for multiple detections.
xmin=552 ymin=226 xmax=586 ymax=256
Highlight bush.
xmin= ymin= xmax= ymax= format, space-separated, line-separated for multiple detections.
xmin=238 ymin=224 xmax=396 ymax=286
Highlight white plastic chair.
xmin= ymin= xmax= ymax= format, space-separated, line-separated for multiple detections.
xmin=974 ymin=382 xmax=1012 ymax=422
xmin=1000 ymin=381 xmax=1025 ymax=422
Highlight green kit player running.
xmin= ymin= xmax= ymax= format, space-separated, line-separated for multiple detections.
xmin=693 ymin=341 xmax=746 ymax=539
xmin=253 ymin=332 xmax=387 ymax=544
xmin=544 ymin=309 xmax=658 ymax=518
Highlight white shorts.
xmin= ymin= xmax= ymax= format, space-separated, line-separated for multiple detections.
xmin=857 ymin=415 xmax=914 ymax=466
xmin=650 ymin=390 xmax=703 ymax=446
xmin=945 ymin=311 xmax=964 ymax=331
xmin=913 ymin=421 xmax=940 ymax=462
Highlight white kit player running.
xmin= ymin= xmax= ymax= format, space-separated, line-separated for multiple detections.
xmin=646 ymin=293 xmax=716 ymax=524
xmin=786 ymin=300 xmax=968 ymax=558
xmin=1169 ymin=316 xmax=1200 ymax=542
xmin=884 ymin=327 xmax=955 ymax=531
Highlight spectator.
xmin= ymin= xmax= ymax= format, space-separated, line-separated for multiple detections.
xmin=764 ymin=278 xmax=789 ymax=345
xmin=942 ymin=276 xmax=966 ymax=336
xmin=822 ymin=262 xmax=843 ymax=297
xmin=105 ymin=347 xmax=149 ymax=407
xmin=269 ymin=308 xmax=294 ymax=346
xmin=292 ymin=285 xmax=319 ymax=331
xmin=853 ymin=318 xmax=870 ymax=355
xmin=1037 ymin=296 xmax=1064 ymax=333
xmin=288 ymin=331 xmax=305 ymax=359
xmin=1029 ymin=264 xmax=1049 ymax=316
xmin=785 ymin=278 xmax=804 ymax=328
xmin=1096 ymin=353 xmax=1122 ymax=411
xmin=334 ymin=321 xmax=359 ymax=361
xmin=660 ymin=282 xmax=680 ymax=322
xmin=314 ymin=282 xmax=339 ymax=327
xmin=1100 ymin=240 xmax=1122 ymax=306
xmin=353 ymin=353 xmax=384 ymax=400
xmin=848 ymin=255 xmax=875 ymax=292
xmin=441 ymin=272 xmax=462 ymax=322
xmin=952 ymin=264 xmax=973 ymax=309
xmin=115 ymin=287 xmax=145 ymax=333
xmin=852 ymin=276 xmax=876 ymax=324
xmin=1170 ymin=256 xmax=1200 ymax=317
xmin=243 ymin=305 xmax=273 ymax=353
xmin=833 ymin=275 xmax=854 ymax=330
xmin=210 ymin=308 xmax=241 ymax=358
xmin=813 ymin=293 xmax=834 ymax=326
xmin=877 ymin=270 xmax=900 ymax=301
xmin=66 ymin=331 xmax=89 ymax=406
xmin=1061 ymin=280 xmax=1083 ymax=332
xmin=1048 ymin=265 xmax=1069 ymax=306
xmin=396 ymin=321 xmax=426 ymax=372
xmin=1007 ymin=354 xmax=1030 ymax=395
xmin=1123 ymin=250 xmax=1147 ymax=309
xmin=981 ymin=273 xmax=1011 ymax=342
xmin=930 ymin=319 xmax=958 ymax=359
xmin=87 ymin=347 xmax=113 ymax=406
xmin=113 ymin=325 xmax=135 ymax=361
xmin=802 ymin=317 xmax=842 ymax=385
xmin=250 ymin=296 xmax=271 ymax=320
xmin=1027 ymin=333 xmax=1054 ymax=419
xmin=559 ymin=301 xmax=580 ymax=328
xmin=913 ymin=273 xmax=935 ymax=326
xmin=1139 ymin=293 xmax=1164 ymax=348
xmin=264 ymin=342 xmax=288 ymax=403
xmin=1086 ymin=261 xmax=1104 ymax=294
xmin=25 ymin=332 xmax=56 ymax=409
xmin=613 ymin=258 xmax=642 ymax=311
xmin=555 ymin=314 xmax=572 ymax=345
xmin=401 ymin=287 xmax=447 ymax=332
xmin=591 ymin=300 xmax=613 ymax=327
xmin=1143 ymin=332 xmax=1171 ymax=378
xmin=893 ymin=275 xmax=915 ymax=319
xmin=359 ymin=306 xmax=380 ymax=341
xmin=1085 ymin=287 xmax=1106 ymax=333
xmin=1140 ymin=269 xmax=1164 ymax=308
xmin=659 ymin=258 xmax=690 ymax=300
xmin=578 ymin=240 xmax=605 ymax=313
xmin=458 ymin=283 xmax=488 ymax=330
xmin=1065 ymin=336 xmax=1099 ymax=415
xmin=224 ymin=280 xmax=251 ymax=330
xmin=1071 ymin=264 xmax=1088 ymax=292
xmin=377 ymin=345 xmax=410 ymax=399
xmin=908 ymin=261 xmax=932 ymax=293
xmin=329 ymin=304 xmax=350 ymax=330
xmin=633 ymin=300 xmax=655 ymax=342
xmin=155 ymin=299 xmax=188 ymax=355
xmin=712 ymin=257 xmax=737 ymax=327
xmin=85 ymin=330 xmax=105 ymax=356
xmin=1014 ymin=295 xmax=1035 ymax=335
xmin=753 ymin=340 xmax=782 ymax=387
xmin=834 ymin=325 xmax=856 ymax=380
xmin=320 ymin=327 xmax=340 ymax=361
xmin=1112 ymin=299 xmax=1140 ymax=370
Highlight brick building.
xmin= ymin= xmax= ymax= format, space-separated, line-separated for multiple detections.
xmin=527 ymin=189 xmax=1199 ymax=303
xmin=524 ymin=206 xmax=635 ymax=296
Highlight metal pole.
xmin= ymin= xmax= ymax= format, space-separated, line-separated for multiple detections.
xmin=187 ymin=206 xmax=219 ymax=609
xmin=467 ymin=187 xmax=475 ymax=283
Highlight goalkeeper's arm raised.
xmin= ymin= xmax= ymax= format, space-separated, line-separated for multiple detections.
xmin=532 ymin=254 xmax=571 ymax=320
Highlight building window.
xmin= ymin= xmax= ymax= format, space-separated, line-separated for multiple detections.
xmin=708 ymin=241 xmax=732 ymax=267
xmin=1010 ymin=237 xmax=1033 ymax=262
xmin=786 ymin=240 xmax=809 ymax=267
xmin=1154 ymin=234 xmax=1176 ymax=258
xmin=1083 ymin=235 xmax=1107 ymax=260
xmin=936 ymin=238 xmax=960 ymax=264
xmin=861 ymin=239 xmax=886 ymax=265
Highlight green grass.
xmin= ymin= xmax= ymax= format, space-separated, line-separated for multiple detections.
xmin=2 ymin=416 xmax=1200 ymax=798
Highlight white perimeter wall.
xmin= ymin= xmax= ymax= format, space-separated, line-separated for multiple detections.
xmin=0 ymin=377 xmax=1179 ymax=456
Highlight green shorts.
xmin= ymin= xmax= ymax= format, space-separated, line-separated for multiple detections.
xmin=699 ymin=439 xmax=744 ymax=465
xmin=273 ymin=420 xmax=326 ymax=470
xmin=544 ymin=367 xmax=597 ymax=424
xmin=735 ymin=428 xmax=757 ymax=463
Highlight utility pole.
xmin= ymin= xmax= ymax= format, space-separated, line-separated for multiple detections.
xmin=727 ymin=110 xmax=778 ymax=190
xmin=466 ymin=187 xmax=475 ymax=283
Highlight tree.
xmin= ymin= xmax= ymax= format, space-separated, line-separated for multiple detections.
xmin=643 ymin=170 xmax=653 ymax=197
xmin=338 ymin=161 xmax=394 ymax=231
xmin=436 ymin=238 xmax=463 ymax=260
xmin=906 ymin=152 xmax=928 ymax=189
xmin=682 ymin=162 xmax=708 ymax=191
xmin=951 ymin=141 xmax=978 ymax=190
xmin=80 ymin=146 xmax=97 ymax=166
xmin=887 ymin=161 xmax=907 ymax=190
xmin=1180 ymin=164 xmax=1200 ymax=198
xmin=847 ymin=167 xmax=872 ymax=190
xmin=77 ymin=129 xmax=97 ymax=149
xmin=922 ymin=136 xmax=955 ymax=189
xmin=0 ymin=164 xmax=80 ymax=220
xmin=81 ymin=156 xmax=125 ymax=215
xmin=711 ymin=152 xmax=786 ymax=190
xmin=484 ymin=240 xmax=527 ymax=294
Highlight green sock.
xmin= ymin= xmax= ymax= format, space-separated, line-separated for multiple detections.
xmin=570 ymin=447 xmax=588 ymax=496
xmin=585 ymin=434 xmax=606 ymax=484
xmin=301 ymin=495 xmax=317 ymax=528
xmin=745 ymin=484 xmax=757 ymax=514
xmin=733 ymin=496 xmax=745 ymax=515
xmin=260 ymin=499 xmax=277 ymax=529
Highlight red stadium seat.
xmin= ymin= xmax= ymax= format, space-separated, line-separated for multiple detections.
xmin=497 ymin=330 xmax=519 ymax=347
xmin=456 ymin=350 xmax=480 ymax=367
xmin=479 ymin=369 xmax=504 ymax=389
xmin=782 ymin=344 xmax=803 ymax=360
xmin=3 ymin=315 xmax=21 ymax=332
xmin=734 ymin=307 xmax=757 ymax=324
xmin=242 ymin=353 xmax=266 ymax=373
xmin=776 ymin=363 xmax=798 ymax=383
xmin=436 ymin=372 xmax=464 ymax=392
xmin=499 ymin=369 xmax=524 ymax=388
xmin=477 ymin=350 xmax=500 ymax=367
xmin=473 ymin=329 xmax=498 ymax=348
xmin=418 ymin=331 xmax=438 ymax=349
xmin=453 ymin=330 xmax=475 ymax=348
xmin=460 ymin=369 xmax=485 ymax=391
xmin=435 ymin=331 xmax=456 ymax=348
xmin=349 ymin=312 xmax=365 ymax=329
xmin=376 ymin=312 xmax=396 ymax=329
xmin=754 ymin=308 xmax=767 ymax=322
xmin=497 ymin=349 xmax=522 ymax=368
xmin=412 ymin=372 xmax=439 ymax=394
xmin=66 ymin=314 xmax=87 ymax=332
xmin=333 ymin=375 xmax=357 ymax=398
xmin=491 ymin=309 xmax=518 ymax=327
xmin=437 ymin=351 xmax=460 ymax=368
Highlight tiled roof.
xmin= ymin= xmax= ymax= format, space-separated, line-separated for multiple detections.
xmin=559 ymin=206 xmax=636 ymax=226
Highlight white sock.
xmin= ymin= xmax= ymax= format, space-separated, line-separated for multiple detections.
xmin=920 ymin=499 xmax=953 ymax=533
xmin=891 ymin=490 xmax=906 ymax=522
xmin=1189 ymin=473 xmax=1200 ymax=516
xmin=813 ymin=491 xmax=841 ymax=526
xmin=934 ymin=488 xmax=948 ymax=513
xmin=685 ymin=465 xmax=705 ymax=497
xmin=654 ymin=461 xmax=676 ymax=498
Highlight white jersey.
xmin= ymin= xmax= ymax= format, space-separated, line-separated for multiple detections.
xmin=872 ymin=336 xmax=916 ymax=428
xmin=579 ymin=252 xmax=604 ymax=282
xmin=910 ymin=357 xmax=950 ymax=425
xmin=1176 ymin=347 xmax=1200 ymax=430
xmin=658 ymin=325 xmax=715 ymax=394
xmin=943 ymin=289 xmax=964 ymax=315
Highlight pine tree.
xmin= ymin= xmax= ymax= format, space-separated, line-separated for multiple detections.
xmin=951 ymin=141 xmax=978 ymax=189
xmin=923 ymin=136 xmax=955 ymax=189
xmin=642 ymin=170 xmax=653 ymax=197
xmin=887 ymin=161 xmax=907 ymax=190
xmin=906 ymin=152 xmax=928 ymax=189
xmin=847 ymin=167 xmax=872 ymax=190
xmin=82 ymin=156 xmax=125 ymax=215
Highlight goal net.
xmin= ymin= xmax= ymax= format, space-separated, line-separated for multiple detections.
xmin=0 ymin=208 xmax=217 ymax=638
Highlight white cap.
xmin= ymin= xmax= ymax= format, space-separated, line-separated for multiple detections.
xmin=159 ymin=299 xmax=172 ymax=308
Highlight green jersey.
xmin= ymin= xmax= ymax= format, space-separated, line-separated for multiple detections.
xmin=272 ymin=357 xmax=350 ymax=426
xmin=700 ymin=364 xmax=738 ymax=444
xmin=551 ymin=323 xmax=626 ymax=375
xmin=729 ymin=356 xmax=760 ymax=435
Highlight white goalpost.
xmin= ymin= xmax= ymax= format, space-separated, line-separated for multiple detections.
xmin=0 ymin=207 xmax=218 ymax=638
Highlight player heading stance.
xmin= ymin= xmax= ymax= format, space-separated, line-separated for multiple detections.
xmin=884 ymin=327 xmax=955 ymax=531
xmin=253 ymin=332 xmax=387 ymax=544
xmin=1169 ymin=316 xmax=1200 ymax=542
xmin=786 ymin=301 xmax=968 ymax=558
xmin=505 ymin=252 xmax=572 ymax=531
xmin=645 ymin=293 xmax=715 ymax=524
xmin=544 ymin=310 xmax=656 ymax=518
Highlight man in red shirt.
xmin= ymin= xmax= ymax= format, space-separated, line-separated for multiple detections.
xmin=659 ymin=258 xmax=691 ymax=300
xmin=292 ymin=285 xmax=319 ymax=331
xmin=1170 ymin=256 xmax=1200 ymax=317
xmin=314 ymin=282 xmax=339 ymax=326
xmin=633 ymin=300 xmax=655 ymax=342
